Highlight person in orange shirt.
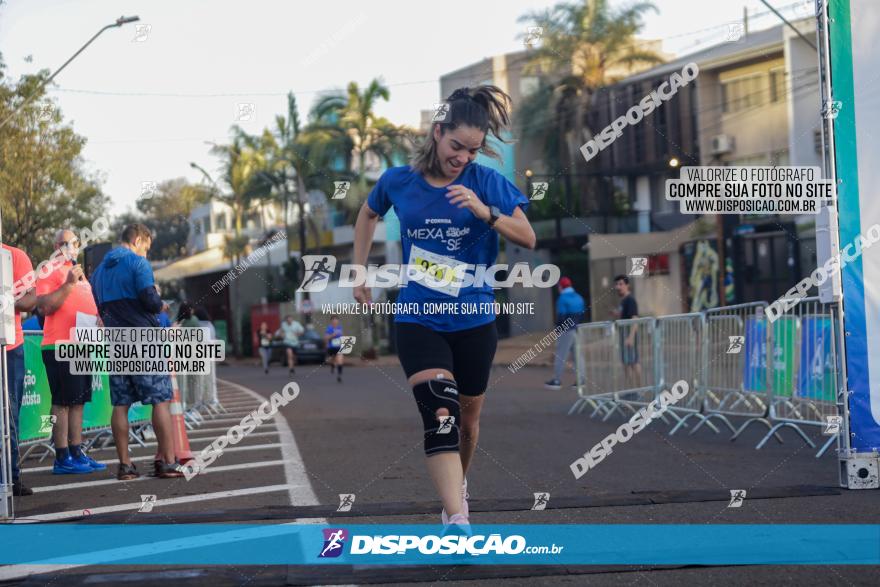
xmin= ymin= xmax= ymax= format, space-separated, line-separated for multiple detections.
xmin=35 ymin=229 xmax=106 ymax=475
xmin=2 ymin=243 xmax=37 ymax=495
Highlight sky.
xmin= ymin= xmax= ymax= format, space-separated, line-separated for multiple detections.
xmin=0 ymin=0 xmax=815 ymax=216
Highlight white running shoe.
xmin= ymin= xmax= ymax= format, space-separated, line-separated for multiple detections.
xmin=442 ymin=478 xmax=470 ymax=523
xmin=445 ymin=512 xmax=471 ymax=535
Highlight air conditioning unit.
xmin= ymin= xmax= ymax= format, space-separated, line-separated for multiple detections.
xmin=711 ymin=134 xmax=735 ymax=155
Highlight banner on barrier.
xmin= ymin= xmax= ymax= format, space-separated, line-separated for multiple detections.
xmin=771 ymin=317 xmax=798 ymax=397
xmin=743 ymin=317 xmax=766 ymax=391
xmin=798 ymin=316 xmax=836 ymax=403
xmin=742 ymin=317 xmax=799 ymax=396
xmin=19 ymin=333 xmax=152 ymax=442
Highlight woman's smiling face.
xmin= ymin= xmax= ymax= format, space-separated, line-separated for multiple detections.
xmin=432 ymin=124 xmax=485 ymax=180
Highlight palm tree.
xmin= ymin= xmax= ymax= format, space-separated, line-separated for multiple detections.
xmin=310 ymin=79 xmax=413 ymax=221
xmin=210 ymin=129 xmax=270 ymax=249
xmin=257 ymin=92 xmax=345 ymax=258
xmin=309 ymin=80 xmax=413 ymax=356
xmin=518 ymin=0 xmax=662 ymax=174
xmin=208 ymin=128 xmax=270 ymax=355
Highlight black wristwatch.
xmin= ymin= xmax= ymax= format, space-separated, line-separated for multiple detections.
xmin=487 ymin=205 xmax=502 ymax=227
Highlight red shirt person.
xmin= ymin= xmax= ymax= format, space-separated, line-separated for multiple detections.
xmin=2 ymin=243 xmax=36 ymax=495
xmin=35 ymin=229 xmax=106 ymax=474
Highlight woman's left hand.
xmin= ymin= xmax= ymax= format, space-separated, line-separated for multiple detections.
xmin=446 ymin=185 xmax=490 ymax=222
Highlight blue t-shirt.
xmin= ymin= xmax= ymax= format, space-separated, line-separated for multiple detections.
xmin=325 ymin=324 xmax=343 ymax=348
xmin=157 ymin=311 xmax=172 ymax=327
xmin=367 ymin=163 xmax=529 ymax=332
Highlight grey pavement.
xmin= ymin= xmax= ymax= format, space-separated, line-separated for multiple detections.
xmin=3 ymin=360 xmax=877 ymax=586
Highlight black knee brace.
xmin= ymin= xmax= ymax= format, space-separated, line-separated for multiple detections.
xmin=412 ymin=378 xmax=460 ymax=456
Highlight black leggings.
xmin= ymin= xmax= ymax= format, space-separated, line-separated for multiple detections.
xmin=394 ymin=320 xmax=498 ymax=396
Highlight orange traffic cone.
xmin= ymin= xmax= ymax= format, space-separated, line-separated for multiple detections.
xmin=155 ymin=373 xmax=194 ymax=464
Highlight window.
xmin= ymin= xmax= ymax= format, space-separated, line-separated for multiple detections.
xmin=606 ymin=90 xmax=616 ymax=167
xmin=632 ymin=85 xmax=645 ymax=161
xmin=769 ymin=68 xmax=786 ymax=103
xmin=690 ymin=84 xmax=699 ymax=153
xmin=193 ymin=218 xmax=202 ymax=235
xmin=214 ymin=213 xmax=226 ymax=231
xmin=721 ymin=73 xmax=764 ymax=113
xmin=655 ymin=93 xmax=668 ymax=158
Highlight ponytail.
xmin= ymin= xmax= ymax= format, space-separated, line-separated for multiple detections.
xmin=411 ymin=85 xmax=512 ymax=176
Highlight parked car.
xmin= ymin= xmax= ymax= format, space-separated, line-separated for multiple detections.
xmin=267 ymin=328 xmax=326 ymax=366
xmin=294 ymin=329 xmax=326 ymax=364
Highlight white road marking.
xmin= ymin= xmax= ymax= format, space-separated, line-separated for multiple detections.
xmin=205 ymin=403 xmax=263 ymax=409
xmin=21 ymin=443 xmax=283 ymax=473
xmin=184 ymin=422 xmax=277 ymax=436
xmin=189 ymin=415 xmax=268 ymax=425
xmin=4 ymin=379 xmax=322 ymax=582
xmin=0 ymin=565 xmax=83 ymax=581
xmin=14 ymin=484 xmax=297 ymax=522
xmin=31 ymin=460 xmax=286 ymax=493
xmin=217 ymin=378 xmax=321 ymax=509
xmin=87 ymin=430 xmax=279 ymax=452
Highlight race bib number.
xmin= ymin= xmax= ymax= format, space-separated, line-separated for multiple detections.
xmin=330 ymin=337 xmax=341 ymax=348
xmin=407 ymin=244 xmax=466 ymax=298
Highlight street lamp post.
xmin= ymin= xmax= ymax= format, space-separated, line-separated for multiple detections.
xmin=190 ymin=162 xmax=220 ymax=198
xmin=190 ymin=162 xmax=244 ymax=356
xmin=0 ymin=16 xmax=140 ymax=130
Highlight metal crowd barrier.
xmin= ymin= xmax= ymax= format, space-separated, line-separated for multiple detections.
xmin=569 ymin=322 xmax=617 ymax=417
xmin=177 ymin=327 xmax=224 ymax=424
xmin=568 ymin=299 xmax=843 ymax=456
xmin=610 ymin=317 xmax=660 ymax=421
xmin=700 ymin=302 xmax=777 ymax=441
xmin=760 ymin=297 xmax=841 ymax=457
xmin=570 ymin=318 xmax=660 ymax=423
xmin=657 ymin=313 xmax=715 ymax=435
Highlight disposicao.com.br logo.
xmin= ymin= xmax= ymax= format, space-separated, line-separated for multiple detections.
xmin=317 ymin=528 xmax=563 ymax=557
xmin=318 ymin=528 xmax=348 ymax=558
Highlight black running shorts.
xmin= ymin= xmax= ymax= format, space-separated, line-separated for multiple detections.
xmin=42 ymin=349 xmax=93 ymax=406
xmin=394 ymin=321 xmax=498 ymax=396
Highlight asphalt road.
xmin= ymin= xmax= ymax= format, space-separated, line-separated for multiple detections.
xmin=3 ymin=360 xmax=877 ymax=586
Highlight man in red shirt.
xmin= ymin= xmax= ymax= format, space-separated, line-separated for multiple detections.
xmin=2 ymin=243 xmax=37 ymax=496
xmin=36 ymin=229 xmax=106 ymax=474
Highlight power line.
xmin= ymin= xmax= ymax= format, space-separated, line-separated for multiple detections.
xmin=43 ymin=4 xmax=817 ymax=101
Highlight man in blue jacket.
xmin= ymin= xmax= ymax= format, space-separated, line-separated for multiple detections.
xmin=545 ymin=276 xmax=585 ymax=390
xmin=90 ymin=224 xmax=184 ymax=480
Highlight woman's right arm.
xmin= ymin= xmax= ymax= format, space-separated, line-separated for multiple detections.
xmin=352 ymin=202 xmax=380 ymax=304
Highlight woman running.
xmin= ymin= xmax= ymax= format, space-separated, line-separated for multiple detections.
xmin=353 ymin=85 xmax=536 ymax=529
xmin=257 ymin=321 xmax=273 ymax=374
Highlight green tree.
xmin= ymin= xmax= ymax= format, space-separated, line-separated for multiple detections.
xmin=518 ymin=0 xmax=662 ymax=175
xmin=310 ymin=79 xmax=413 ymax=221
xmin=0 ymin=54 xmax=108 ymax=261
xmin=117 ymin=178 xmax=211 ymax=260
xmin=208 ymin=128 xmax=271 ymax=356
xmin=209 ymin=128 xmax=270 ymax=260
xmin=256 ymin=92 xmax=343 ymax=258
